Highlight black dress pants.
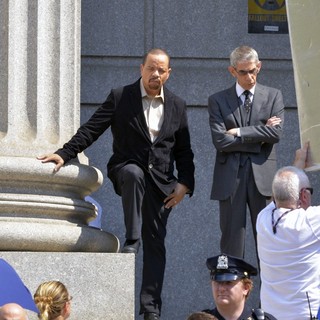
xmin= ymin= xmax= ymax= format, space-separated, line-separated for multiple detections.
xmin=219 ymin=159 xmax=267 ymax=258
xmin=115 ymin=163 xmax=171 ymax=316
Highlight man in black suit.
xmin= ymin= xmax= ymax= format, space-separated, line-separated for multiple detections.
xmin=38 ymin=48 xmax=195 ymax=320
xmin=208 ymin=46 xmax=284 ymax=259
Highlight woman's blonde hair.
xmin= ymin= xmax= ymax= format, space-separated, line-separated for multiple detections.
xmin=34 ymin=280 xmax=69 ymax=320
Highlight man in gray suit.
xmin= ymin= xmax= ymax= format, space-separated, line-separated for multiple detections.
xmin=208 ymin=46 xmax=284 ymax=258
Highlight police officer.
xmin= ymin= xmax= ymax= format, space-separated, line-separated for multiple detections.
xmin=203 ymin=254 xmax=277 ymax=320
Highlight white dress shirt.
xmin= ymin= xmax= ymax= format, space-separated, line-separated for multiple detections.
xmin=140 ymin=79 xmax=164 ymax=142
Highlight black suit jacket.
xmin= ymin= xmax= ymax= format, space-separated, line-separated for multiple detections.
xmin=208 ymin=83 xmax=284 ymax=200
xmin=56 ymin=79 xmax=195 ymax=196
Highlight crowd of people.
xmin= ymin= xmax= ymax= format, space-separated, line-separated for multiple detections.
xmin=1 ymin=45 xmax=319 ymax=319
xmin=0 ymin=280 xmax=72 ymax=320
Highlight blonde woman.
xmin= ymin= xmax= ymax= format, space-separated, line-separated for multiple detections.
xmin=34 ymin=281 xmax=71 ymax=320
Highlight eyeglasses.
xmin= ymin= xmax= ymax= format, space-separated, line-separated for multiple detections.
xmin=234 ymin=68 xmax=259 ymax=76
xmin=300 ymin=187 xmax=313 ymax=195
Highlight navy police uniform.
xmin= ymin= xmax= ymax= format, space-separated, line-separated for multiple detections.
xmin=203 ymin=254 xmax=277 ymax=320
xmin=203 ymin=305 xmax=276 ymax=320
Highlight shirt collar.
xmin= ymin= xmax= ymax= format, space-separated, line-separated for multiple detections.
xmin=236 ymin=82 xmax=256 ymax=98
xmin=140 ymin=78 xmax=164 ymax=101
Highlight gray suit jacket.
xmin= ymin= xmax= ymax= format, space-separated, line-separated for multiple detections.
xmin=208 ymin=83 xmax=284 ymax=200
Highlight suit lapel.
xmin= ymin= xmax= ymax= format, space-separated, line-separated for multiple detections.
xmin=155 ymin=86 xmax=173 ymax=142
xmin=251 ymin=83 xmax=265 ymax=121
xmin=129 ymin=80 xmax=151 ymax=140
xmin=226 ymin=85 xmax=242 ymax=127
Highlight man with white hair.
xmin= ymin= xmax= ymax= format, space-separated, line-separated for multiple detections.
xmin=257 ymin=142 xmax=320 ymax=319
xmin=0 ymin=303 xmax=28 ymax=320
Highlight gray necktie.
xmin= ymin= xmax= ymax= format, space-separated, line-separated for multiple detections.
xmin=243 ymin=90 xmax=252 ymax=113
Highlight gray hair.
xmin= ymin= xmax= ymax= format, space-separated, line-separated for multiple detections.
xmin=272 ymin=166 xmax=310 ymax=206
xmin=230 ymin=46 xmax=259 ymax=67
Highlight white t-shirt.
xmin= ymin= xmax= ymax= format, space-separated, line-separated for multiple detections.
xmin=257 ymin=201 xmax=320 ymax=320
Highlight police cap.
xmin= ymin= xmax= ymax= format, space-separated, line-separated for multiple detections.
xmin=206 ymin=254 xmax=257 ymax=282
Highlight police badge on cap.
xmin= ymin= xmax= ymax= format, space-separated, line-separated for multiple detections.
xmin=206 ymin=254 xmax=257 ymax=282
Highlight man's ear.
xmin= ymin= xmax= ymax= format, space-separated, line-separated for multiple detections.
xmin=165 ymin=67 xmax=172 ymax=81
xmin=256 ymin=61 xmax=262 ymax=73
xmin=228 ymin=66 xmax=236 ymax=77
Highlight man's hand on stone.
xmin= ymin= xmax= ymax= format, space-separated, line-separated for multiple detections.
xmin=37 ymin=153 xmax=65 ymax=172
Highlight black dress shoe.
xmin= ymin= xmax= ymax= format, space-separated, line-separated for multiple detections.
xmin=121 ymin=239 xmax=140 ymax=254
xmin=144 ymin=312 xmax=160 ymax=320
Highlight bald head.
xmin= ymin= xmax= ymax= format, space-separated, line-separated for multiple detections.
xmin=0 ymin=304 xmax=28 ymax=320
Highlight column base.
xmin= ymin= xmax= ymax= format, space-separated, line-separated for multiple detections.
xmin=0 ymin=156 xmax=119 ymax=252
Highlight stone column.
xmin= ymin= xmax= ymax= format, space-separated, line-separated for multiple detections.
xmin=0 ymin=0 xmax=119 ymax=252
xmin=286 ymin=0 xmax=320 ymax=171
